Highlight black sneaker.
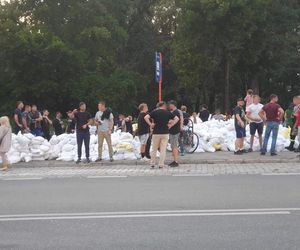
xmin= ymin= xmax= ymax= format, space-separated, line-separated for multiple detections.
xmin=76 ymin=159 xmax=81 ymax=164
xmin=150 ymin=165 xmax=155 ymax=169
xmin=248 ymin=148 xmax=253 ymax=153
xmin=170 ymin=162 xmax=179 ymax=168
xmin=95 ymin=158 xmax=102 ymax=162
xmin=261 ymin=152 xmax=266 ymax=156
xmin=110 ymin=158 xmax=114 ymax=162
xmin=85 ymin=158 xmax=91 ymax=164
xmin=285 ymin=146 xmax=295 ymax=151
xmin=234 ymin=150 xmax=243 ymax=155
xmin=168 ymin=161 xmax=176 ymax=167
xmin=271 ymin=152 xmax=278 ymax=156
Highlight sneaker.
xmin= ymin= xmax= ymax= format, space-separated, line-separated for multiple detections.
xmin=141 ymin=157 xmax=150 ymax=162
xmin=168 ymin=161 xmax=176 ymax=166
xmin=285 ymin=145 xmax=295 ymax=151
xmin=150 ymin=165 xmax=155 ymax=169
xmin=260 ymin=152 xmax=266 ymax=156
xmin=110 ymin=158 xmax=114 ymax=162
xmin=271 ymin=152 xmax=278 ymax=156
xmin=248 ymin=148 xmax=253 ymax=153
xmin=234 ymin=150 xmax=243 ymax=155
xmin=159 ymin=165 xmax=164 ymax=169
xmin=95 ymin=158 xmax=102 ymax=162
xmin=85 ymin=158 xmax=91 ymax=164
xmin=170 ymin=162 xmax=179 ymax=168
xmin=76 ymin=159 xmax=81 ymax=164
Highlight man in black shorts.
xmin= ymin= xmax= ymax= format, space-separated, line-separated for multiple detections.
xmin=246 ymin=95 xmax=264 ymax=152
xmin=233 ymin=98 xmax=246 ymax=155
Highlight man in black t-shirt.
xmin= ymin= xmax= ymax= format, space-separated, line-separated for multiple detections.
xmin=74 ymin=102 xmax=92 ymax=164
xmin=137 ymin=103 xmax=150 ymax=161
xmin=52 ymin=111 xmax=64 ymax=136
xmin=168 ymin=100 xmax=183 ymax=167
xmin=13 ymin=101 xmax=24 ymax=134
xmin=233 ymin=98 xmax=246 ymax=155
xmin=144 ymin=101 xmax=179 ymax=169
xmin=199 ymin=105 xmax=210 ymax=122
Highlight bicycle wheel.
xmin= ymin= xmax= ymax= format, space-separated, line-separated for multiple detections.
xmin=184 ymin=132 xmax=199 ymax=154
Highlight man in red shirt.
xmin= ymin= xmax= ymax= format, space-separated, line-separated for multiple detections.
xmin=294 ymin=96 xmax=300 ymax=153
xmin=259 ymin=94 xmax=284 ymax=156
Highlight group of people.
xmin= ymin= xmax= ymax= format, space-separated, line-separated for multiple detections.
xmin=0 ymin=91 xmax=300 ymax=170
xmin=233 ymin=90 xmax=300 ymax=155
xmin=13 ymin=102 xmax=75 ymax=139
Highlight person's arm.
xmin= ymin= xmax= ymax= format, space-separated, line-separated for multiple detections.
xmin=44 ymin=116 xmax=52 ymax=125
xmin=144 ymin=114 xmax=154 ymax=129
xmin=22 ymin=115 xmax=28 ymax=130
xmin=168 ymin=116 xmax=180 ymax=129
xmin=180 ymin=112 xmax=184 ymax=131
xmin=258 ymin=109 xmax=266 ymax=121
xmin=235 ymin=114 xmax=245 ymax=128
xmin=109 ymin=114 xmax=114 ymax=133
xmin=36 ymin=112 xmax=43 ymax=122
xmin=14 ymin=113 xmax=22 ymax=128
xmin=278 ymin=108 xmax=284 ymax=121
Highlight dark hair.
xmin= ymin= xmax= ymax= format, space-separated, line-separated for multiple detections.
xmin=202 ymin=104 xmax=208 ymax=109
xmin=98 ymin=101 xmax=106 ymax=106
xmin=270 ymin=94 xmax=278 ymax=100
xmin=101 ymin=108 xmax=112 ymax=121
xmin=247 ymin=89 xmax=253 ymax=95
xmin=168 ymin=100 xmax=177 ymax=106
xmin=156 ymin=101 xmax=166 ymax=108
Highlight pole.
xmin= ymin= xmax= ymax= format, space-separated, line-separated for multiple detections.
xmin=159 ymin=80 xmax=162 ymax=102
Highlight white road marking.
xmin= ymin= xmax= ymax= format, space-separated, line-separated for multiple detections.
xmin=86 ymin=176 xmax=127 ymax=179
xmin=172 ymin=174 xmax=214 ymax=177
xmin=0 ymin=177 xmax=43 ymax=181
xmin=0 ymin=211 xmax=290 ymax=222
xmin=261 ymin=173 xmax=300 ymax=176
xmin=0 ymin=208 xmax=298 ymax=222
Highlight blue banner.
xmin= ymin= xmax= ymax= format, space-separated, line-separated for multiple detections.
xmin=155 ymin=52 xmax=162 ymax=83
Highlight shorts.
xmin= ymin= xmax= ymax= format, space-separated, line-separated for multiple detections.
xmin=235 ymin=127 xmax=246 ymax=138
xmin=250 ymin=122 xmax=264 ymax=136
xmin=139 ymin=134 xmax=149 ymax=145
xmin=169 ymin=134 xmax=179 ymax=149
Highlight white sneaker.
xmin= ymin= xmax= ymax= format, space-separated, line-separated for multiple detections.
xmin=141 ymin=157 xmax=150 ymax=162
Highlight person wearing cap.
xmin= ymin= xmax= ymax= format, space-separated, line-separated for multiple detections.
xmin=233 ymin=98 xmax=246 ymax=155
xmin=168 ymin=100 xmax=183 ymax=167
xmin=259 ymin=94 xmax=284 ymax=156
xmin=74 ymin=102 xmax=92 ymax=164
xmin=144 ymin=101 xmax=179 ymax=169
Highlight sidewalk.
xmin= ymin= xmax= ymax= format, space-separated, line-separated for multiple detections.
xmin=12 ymin=151 xmax=300 ymax=169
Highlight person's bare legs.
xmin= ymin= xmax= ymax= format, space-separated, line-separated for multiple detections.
xmin=0 ymin=153 xmax=9 ymax=171
xmin=249 ymin=135 xmax=254 ymax=150
xmin=259 ymin=134 xmax=263 ymax=150
xmin=172 ymin=148 xmax=179 ymax=163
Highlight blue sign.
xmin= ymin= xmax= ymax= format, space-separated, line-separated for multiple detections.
xmin=155 ymin=52 xmax=162 ymax=83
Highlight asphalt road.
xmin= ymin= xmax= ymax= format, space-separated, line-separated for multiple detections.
xmin=0 ymin=175 xmax=299 ymax=250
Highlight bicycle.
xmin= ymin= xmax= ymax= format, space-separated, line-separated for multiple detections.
xmin=167 ymin=119 xmax=200 ymax=154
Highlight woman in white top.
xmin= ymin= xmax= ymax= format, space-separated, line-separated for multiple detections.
xmin=0 ymin=116 xmax=12 ymax=171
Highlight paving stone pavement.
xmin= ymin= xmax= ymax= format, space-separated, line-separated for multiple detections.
xmin=0 ymin=162 xmax=300 ymax=179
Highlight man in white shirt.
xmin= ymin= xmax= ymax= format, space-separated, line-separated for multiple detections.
xmin=246 ymin=95 xmax=264 ymax=152
xmin=95 ymin=101 xmax=114 ymax=162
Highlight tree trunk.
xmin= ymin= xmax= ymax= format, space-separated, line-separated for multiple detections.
xmin=224 ymin=53 xmax=230 ymax=112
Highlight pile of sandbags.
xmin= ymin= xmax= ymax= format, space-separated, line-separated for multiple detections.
xmin=193 ymin=119 xmax=293 ymax=152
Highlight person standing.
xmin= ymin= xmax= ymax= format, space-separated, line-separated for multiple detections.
xmin=144 ymin=101 xmax=179 ymax=169
xmin=29 ymin=105 xmax=43 ymax=137
xmin=125 ymin=116 xmax=133 ymax=134
xmin=244 ymin=89 xmax=254 ymax=108
xmin=41 ymin=109 xmax=52 ymax=141
xmin=233 ymin=98 xmax=246 ymax=155
xmin=95 ymin=101 xmax=114 ymax=162
xmin=137 ymin=103 xmax=150 ymax=161
xmin=246 ymin=95 xmax=264 ymax=152
xmin=168 ymin=100 xmax=182 ymax=167
xmin=52 ymin=112 xmax=64 ymax=136
xmin=259 ymin=94 xmax=284 ymax=156
xmin=286 ymin=96 xmax=300 ymax=151
xmin=66 ymin=111 xmax=76 ymax=134
xmin=0 ymin=116 xmax=12 ymax=171
xmin=180 ymin=105 xmax=189 ymax=156
xmin=199 ymin=105 xmax=210 ymax=122
xmin=293 ymin=96 xmax=300 ymax=152
xmin=74 ymin=102 xmax=92 ymax=164
xmin=22 ymin=105 xmax=31 ymax=133
xmin=13 ymin=101 xmax=24 ymax=134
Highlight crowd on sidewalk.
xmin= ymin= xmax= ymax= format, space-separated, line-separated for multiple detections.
xmin=0 ymin=90 xmax=300 ymax=171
